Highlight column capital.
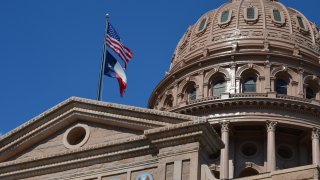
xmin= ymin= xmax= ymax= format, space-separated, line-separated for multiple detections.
xmin=266 ymin=121 xmax=277 ymax=132
xmin=312 ymin=128 xmax=320 ymax=139
xmin=220 ymin=121 xmax=230 ymax=132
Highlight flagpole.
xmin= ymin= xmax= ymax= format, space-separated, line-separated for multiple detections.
xmin=96 ymin=14 xmax=109 ymax=101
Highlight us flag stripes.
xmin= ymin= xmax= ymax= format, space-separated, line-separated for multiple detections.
xmin=106 ymin=22 xmax=133 ymax=69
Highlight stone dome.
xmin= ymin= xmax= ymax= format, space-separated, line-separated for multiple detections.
xmin=148 ymin=0 xmax=320 ymax=111
xmin=147 ymin=1 xmax=320 ymax=179
xmin=169 ymin=0 xmax=320 ymax=74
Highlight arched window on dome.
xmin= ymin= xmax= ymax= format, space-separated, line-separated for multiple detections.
xmin=218 ymin=10 xmax=232 ymax=26
xmin=305 ymin=80 xmax=319 ymax=100
xmin=197 ymin=17 xmax=208 ymax=33
xmin=244 ymin=6 xmax=258 ymax=24
xmin=163 ymin=95 xmax=174 ymax=109
xmin=188 ymin=87 xmax=197 ymax=102
xmin=241 ymin=70 xmax=258 ymax=93
xmin=242 ymin=77 xmax=257 ymax=93
xmin=184 ymin=82 xmax=197 ymax=102
xmin=271 ymin=8 xmax=285 ymax=26
xmin=295 ymin=15 xmax=309 ymax=33
xmin=212 ymin=79 xmax=226 ymax=97
xmin=275 ymin=79 xmax=288 ymax=95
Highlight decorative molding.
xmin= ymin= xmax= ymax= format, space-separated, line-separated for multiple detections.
xmin=266 ymin=121 xmax=278 ymax=132
xmin=311 ymin=128 xmax=320 ymax=139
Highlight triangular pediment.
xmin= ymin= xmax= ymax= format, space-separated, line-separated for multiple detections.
xmin=0 ymin=97 xmax=195 ymax=163
xmin=9 ymin=120 xmax=142 ymax=161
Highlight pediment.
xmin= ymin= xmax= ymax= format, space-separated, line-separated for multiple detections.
xmin=9 ymin=120 xmax=142 ymax=161
xmin=0 ymin=97 xmax=196 ymax=163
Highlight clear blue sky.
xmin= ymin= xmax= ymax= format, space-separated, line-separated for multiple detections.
xmin=0 ymin=0 xmax=319 ymax=135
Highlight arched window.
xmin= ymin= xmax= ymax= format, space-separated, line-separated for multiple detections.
xmin=198 ymin=18 xmax=207 ymax=32
xmin=273 ymin=9 xmax=282 ymax=22
xmin=212 ymin=80 xmax=226 ymax=96
xmin=135 ymin=172 xmax=153 ymax=180
xmin=306 ymin=87 xmax=316 ymax=99
xmin=221 ymin=10 xmax=230 ymax=23
xmin=297 ymin=16 xmax=305 ymax=29
xmin=244 ymin=6 xmax=258 ymax=24
xmin=247 ymin=7 xmax=255 ymax=19
xmin=276 ymin=79 xmax=288 ymax=95
xmin=238 ymin=168 xmax=259 ymax=178
xmin=163 ymin=95 xmax=173 ymax=109
xmin=219 ymin=10 xmax=232 ymax=26
xmin=242 ymin=77 xmax=256 ymax=93
xmin=188 ymin=87 xmax=197 ymax=101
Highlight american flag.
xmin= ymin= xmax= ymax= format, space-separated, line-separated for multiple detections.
xmin=106 ymin=22 xmax=133 ymax=69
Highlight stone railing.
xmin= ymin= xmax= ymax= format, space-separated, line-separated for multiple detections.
xmin=168 ymin=93 xmax=320 ymax=111
xmin=188 ymin=96 xmax=221 ymax=105
xmin=230 ymin=93 xmax=268 ymax=98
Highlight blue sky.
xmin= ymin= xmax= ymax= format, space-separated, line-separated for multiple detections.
xmin=0 ymin=0 xmax=319 ymax=135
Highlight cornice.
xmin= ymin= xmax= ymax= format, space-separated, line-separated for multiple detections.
xmin=0 ymin=119 xmax=223 ymax=180
xmin=171 ymin=93 xmax=320 ymax=117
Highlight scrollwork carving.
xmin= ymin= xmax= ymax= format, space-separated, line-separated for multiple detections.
xmin=266 ymin=121 xmax=277 ymax=132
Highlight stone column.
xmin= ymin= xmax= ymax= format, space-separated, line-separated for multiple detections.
xmin=230 ymin=62 xmax=236 ymax=94
xmin=312 ymin=128 xmax=320 ymax=166
xmin=197 ymin=71 xmax=204 ymax=99
xmin=220 ymin=121 xmax=230 ymax=180
xmin=264 ymin=60 xmax=271 ymax=92
xmin=298 ymin=68 xmax=304 ymax=98
xmin=172 ymin=84 xmax=178 ymax=107
xmin=266 ymin=121 xmax=277 ymax=172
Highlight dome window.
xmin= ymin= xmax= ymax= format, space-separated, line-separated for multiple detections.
xmin=242 ymin=77 xmax=256 ymax=93
xmin=188 ymin=87 xmax=197 ymax=101
xmin=212 ymin=79 xmax=226 ymax=97
xmin=275 ymin=79 xmax=288 ymax=95
xmin=197 ymin=17 xmax=208 ymax=33
xmin=271 ymin=9 xmax=285 ymax=26
xmin=295 ymin=15 xmax=309 ymax=33
xmin=244 ymin=7 xmax=258 ymax=24
xmin=306 ymin=87 xmax=316 ymax=99
xmin=218 ymin=10 xmax=232 ymax=26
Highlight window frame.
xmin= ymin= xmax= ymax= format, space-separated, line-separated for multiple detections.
xmin=295 ymin=15 xmax=309 ymax=33
xmin=242 ymin=77 xmax=257 ymax=93
xmin=212 ymin=79 xmax=226 ymax=97
xmin=275 ymin=78 xmax=288 ymax=95
xmin=271 ymin=8 xmax=285 ymax=26
xmin=218 ymin=9 xmax=232 ymax=26
xmin=244 ymin=6 xmax=259 ymax=24
xmin=196 ymin=16 xmax=208 ymax=34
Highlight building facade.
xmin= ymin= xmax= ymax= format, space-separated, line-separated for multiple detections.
xmin=1 ymin=0 xmax=320 ymax=179
xmin=148 ymin=0 xmax=320 ymax=179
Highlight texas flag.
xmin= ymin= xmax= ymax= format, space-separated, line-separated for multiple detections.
xmin=104 ymin=51 xmax=127 ymax=96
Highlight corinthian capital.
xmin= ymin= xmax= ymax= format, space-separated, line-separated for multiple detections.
xmin=266 ymin=121 xmax=277 ymax=132
xmin=312 ymin=128 xmax=320 ymax=139
xmin=220 ymin=121 xmax=230 ymax=132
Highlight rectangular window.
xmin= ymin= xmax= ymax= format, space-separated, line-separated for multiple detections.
xmin=247 ymin=7 xmax=255 ymax=19
xmin=273 ymin=9 xmax=282 ymax=22
xmin=221 ymin=10 xmax=230 ymax=23
xmin=297 ymin=16 xmax=305 ymax=29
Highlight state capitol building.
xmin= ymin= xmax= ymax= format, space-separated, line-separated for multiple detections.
xmin=1 ymin=0 xmax=320 ymax=179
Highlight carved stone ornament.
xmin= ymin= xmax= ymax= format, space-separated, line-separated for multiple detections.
xmin=220 ymin=121 xmax=230 ymax=132
xmin=312 ymin=128 xmax=320 ymax=139
xmin=266 ymin=121 xmax=277 ymax=132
